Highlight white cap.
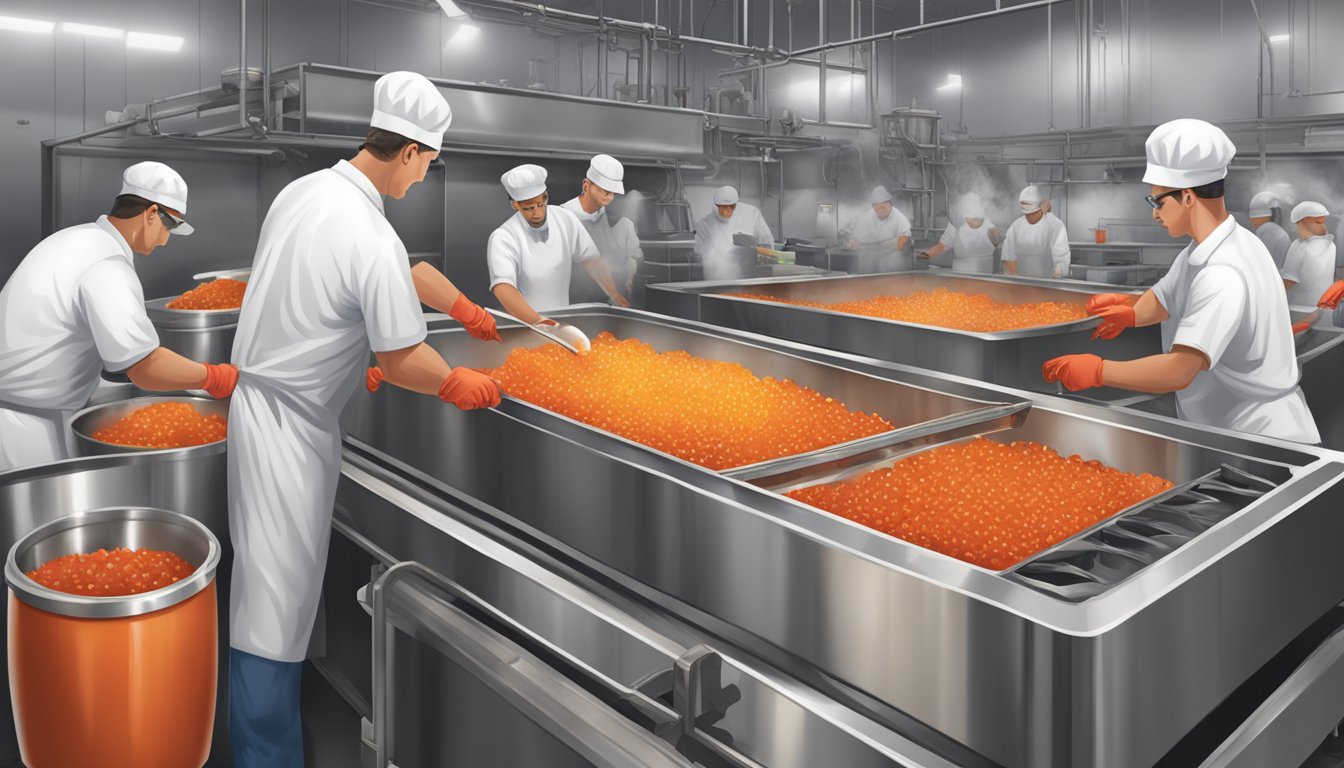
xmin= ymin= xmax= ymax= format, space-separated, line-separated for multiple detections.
xmin=869 ymin=185 xmax=893 ymax=205
xmin=1291 ymin=200 xmax=1329 ymax=223
xmin=586 ymin=154 xmax=625 ymax=195
xmin=959 ymin=192 xmax=985 ymax=220
xmin=501 ymin=164 xmax=548 ymax=201
xmin=1248 ymin=191 xmax=1281 ymax=218
xmin=1019 ymin=185 xmax=1044 ymax=214
xmin=713 ymin=186 xmax=739 ymax=206
xmin=120 ymin=162 xmax=193 ymax=235
xmin=369 ymin=71 xmax=452 ymax=148
xmin=1142 ymin=118 xmax=1235 ymax=189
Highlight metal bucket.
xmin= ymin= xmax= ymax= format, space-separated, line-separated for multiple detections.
xmin=144 ymin=297 xmax=239 ymax=365
xmin=69 ymin=396 xmax=228 ymax=457
xmin=5 ymin=507 xmax=220 ymax=768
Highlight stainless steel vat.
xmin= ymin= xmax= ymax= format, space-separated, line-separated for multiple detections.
xmin=340 ymin=307 xmax=1344 ymax=768
xmin=145 ymin=296 xmax=238 ymax=365
xmin=644 ymin=272 xmax=1161 ymax=401
xmin=69 ymin=395 xmax=228 ymax=457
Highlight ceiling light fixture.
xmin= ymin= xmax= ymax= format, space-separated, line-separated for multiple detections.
xmin=62 ymin=22 xmax=124 ymax=39
xmin=0 ymin=15 xmax=55 ymax=33
xmin=127 ymin=31 xmax=184 ymax=52
xmin=437 ymin=0 xmax=468 ymax=18
xmin=937 ymin=73 xmax=963 ymax=91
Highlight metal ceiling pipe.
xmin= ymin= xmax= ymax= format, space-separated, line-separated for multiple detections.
xmin=788 ymin=0 xmax=1068 ymax=58
xmin=1249 ymin=0 xmax=1275 ymax=119
xmin=818 ymin=0 xmax=827 ymax=124
xmin=239 ymin=0 xmax=247 ymax=129
xmin=639 ymin=30 xmax=653 ymax=103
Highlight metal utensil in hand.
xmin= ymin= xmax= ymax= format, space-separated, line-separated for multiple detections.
xmin=485 ymin=308 xmax=581 ymax=355
xmin=191 ymin=267 xmax=252 ymax=282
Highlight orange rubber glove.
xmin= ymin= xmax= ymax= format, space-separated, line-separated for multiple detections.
xmin=1091 ymin=304 xmax=1137 ymax=340
xmin=202 ymin=363 xmax=239 ymax=399
xmin=439 ymin=368 xmax=501 ymax=410
xmin=1292 ymin=319 xmax=1313 ymax=335
xmin=1085 ymin=292 xmax=1138 ymax=313
xmin=1318 ymin=281 xmax=1344 ymax=310
xmin=366 ymin=366 xmax=384 ymax=392
xmin=449 ymin=293 xmax=502 ymax=343
xmin=1042 ymin=354 xmax=1105 ymax=392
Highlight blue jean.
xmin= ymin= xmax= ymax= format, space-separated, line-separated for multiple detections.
xmin=229 ymin=647 xmax=304 ymax=768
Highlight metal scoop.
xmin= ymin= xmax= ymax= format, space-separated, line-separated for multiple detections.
xmin=191 ymin=267 xmax=252 ymax=282
xmin=485 ymin=308 xmax=583 ymax=355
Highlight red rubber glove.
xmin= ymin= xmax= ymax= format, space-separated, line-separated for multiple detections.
xmin=1085 ymin=293 xmax=1139 ymax=314
xmin=439 ymin=368 xmax=501 ymax=410
xmin=202 ymin=363 xmax=238 ymax=399
xmin=366 ymin=366 xmax=384 ymax=392
xmin=1318 ymin=281 xmax=1344 ymax=310
xmin=1292 ymin=319 xmax=1313 ymax=335
xmin=1042 ymin=354 xmax=1105 ymax=392
xmin=1091 ymin=304 xmax=1136 ymax=340
xmin=449 ymin=293 xmax=502 ymax=343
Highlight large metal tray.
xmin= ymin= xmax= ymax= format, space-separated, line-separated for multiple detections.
xmin=340 ymin=307 xmax=1344 ymax=768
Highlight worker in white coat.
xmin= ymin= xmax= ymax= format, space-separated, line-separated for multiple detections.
xmin=1043 ymin=118 xmax=1319 ymax=444
xmin=1248 ymin=190 xmax=1292 ymax=271
xmin=227 ymin=71 xmax=500 ymax=768
xmin=693 ymin=186 xmax=775 ymax=280
xmin=0 ymin=162 xmax=237 ymax=470
xmin=1001 ymin=185 xmax=1070 ymax=278
xmin=917 ymin=192 xmax=1002 ymax=273
xmin=561 ymin=154 xmax=644 ymax=299
xmin=488 ymin=164 xmax=628 ymax=352
xmin=1282 ymin=201 xmax=1337 ymax=310
xmin=841 ymin=185 xmax=913 ymax=269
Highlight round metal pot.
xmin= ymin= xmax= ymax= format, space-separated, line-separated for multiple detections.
xmin=145 ymin=296 xmax=240 ymax=365
xmin=69 ymin=395 xmax=229 ymax=457
xmin=5 ymin=507 xmax=220 ymax=768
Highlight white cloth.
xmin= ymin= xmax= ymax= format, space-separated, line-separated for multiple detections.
xmin=228 ymin=159 xmax=428 ymax=662
xmin=586 ymin=154 xmax=624 ymax=195
xmin=0 ymin=407 xmax=68 ymax=471
xmin=501 ymin=164 xmax=548 ymax=202
xmin=1255 ymin=221 xmax=1292 ymax=271
xmin=1248 ymin=191 xmax=1280 ymax=219
xmin=560 ymin=198 xmax=642 ymax=292
xmin=488 ymin=205 xmax=600 ymax=313
xmin=1283 ymin=235 xmax=1337 ymax=309
xmin=1001 ymin=213 xmax=1070 ymax=277
xmin=869 ymin=185 xmax=893 ymax=204
xmin=713 ymin=186 xmax=739 ymax=206
xmin=121 ymin=161 xmax=190 ymax=217
xmin=694 ymin=203 xmax=774 ymax=279
xmin=1018 ymin=185 xmax=1044 ymax=214
xmin=1143 ymin=119 xmax=1236 ymax=189
xmin=369 ymin=71 xmax=452 ymax=148
xmin=843 ymin=207 xmax=912 ymax=246
xmin=1150 ymin=215 xmax=1319 ymax=444
xmin=938 ymin=219 xmax=998 ymax=273
xmin=1291 ymin=201 xmax=1329 ymax=223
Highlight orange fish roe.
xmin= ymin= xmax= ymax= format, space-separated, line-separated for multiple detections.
xmin=92 ymin=402 xmax=227 ymax=449
xmin=786 ymin=438 xmax=1173 ymax=570
xmin=489 ymin=332 xmax=893 ymax=470
xmin=726 ymin=287 xmax=1088 ymax=332
xmin=27 ymin=547 xmax=195 ymax=597
xmin=166 ymin=278 xmax=247 ymax=310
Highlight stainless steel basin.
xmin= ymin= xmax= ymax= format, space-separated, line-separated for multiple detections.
xmin=145 ymin=296 xmax=238 ymax=365
xmin=69 ymin=395 xmax=228 ymax=456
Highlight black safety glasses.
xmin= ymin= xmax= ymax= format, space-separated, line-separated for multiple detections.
xmin=1144 ymin=189 xmax=1182 ymax=210
xmin=157 ymin=207 xmax=187 ymax=231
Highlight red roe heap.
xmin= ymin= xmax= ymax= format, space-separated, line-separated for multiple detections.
xmin=27 ymin=547 xmax=195 ymax=597
xmin=167 ymin=278 xmax=247 ymax=310
xmin=726 ymin=287 xmax=1088 ymax=332
xmin=92 ymin=402 xmax=227 ymax=449
xmin=488 ymin=332 xmax=893 ymax=470
xmin=786 ymin=438 xmax=1174 ymax=570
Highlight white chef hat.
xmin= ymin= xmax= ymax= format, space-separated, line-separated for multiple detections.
xmin=1248 ymin=191 xmax=1281 ymax=218
xmin=501 ymin=164 xmax=548 ymax=201
xmin=1143 ymin=118 xmax=1235 ymax=189
xmin=1019 ymin=185 xmax=1044 ymax=214
xmin=713 ymin=186 xmax=739 ymax=206
xmin=869 ymin=185 xmax=893 ymax=205
xmin=1291 ymin=200 xmax=1329 ymax=223
xmin=370 ymin=71 xmax=452 ymax=149
xmin=586 ymin=154 xmax=625 ymax=195
xmin=120 ymin=161 xmax=194 ymax=235
xmin=959 ymin=192 xmax=985 ymax=220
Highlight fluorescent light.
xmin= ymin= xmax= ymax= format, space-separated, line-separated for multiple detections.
xmin=448 ymin=23 xmax=479 ymax=45
xmin=127 ymin=31 xmax=183 ymax=52
xmin=437 ymin=0 xmax=468 ymax=18
xmin=62 ymin=22 xmax=124 ymax=39
xmin=0 ymin=15 xmax=55 ymax=33
xmin=937 ymin=73 xmax=962 ymax=91
xmin=1269 ymin=34 xmax=1290 ymax=43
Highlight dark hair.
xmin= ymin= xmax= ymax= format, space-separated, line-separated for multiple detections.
xmin=1190 ymin=179 xmax=1225 ymax=199
xmin=358 ymin=127 xmax=435 ymax=161
xmin=108 ymin=194 xmax=157 ymax=219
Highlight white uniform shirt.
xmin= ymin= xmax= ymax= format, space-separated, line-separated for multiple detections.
xmin=488 ymin=206 xmax=600 ymax=313
xmin=560 ymin=198 xmax=643 ymax=278
xmin=231 ymin=160 xmax=427 ymax=417
xmin=843 ymin=207 xmax=912 ymax=246
xmin=0 ymin=216 xmax=159 ymax=411
xmin=1254 ymin=221 xmax=1292 ymax=271
xmin=938 ymin=219 xmax=998 ymax=273
xmin=1150 ymin=215 xmax=1319 ymax=444
xmin=1002 ymin=213 xmax=1071 ymax=278
xmin=1282 ymin=235 xmax=1337 ymax=309
xmin=694 ymin=203 xmax=774 ymax=259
